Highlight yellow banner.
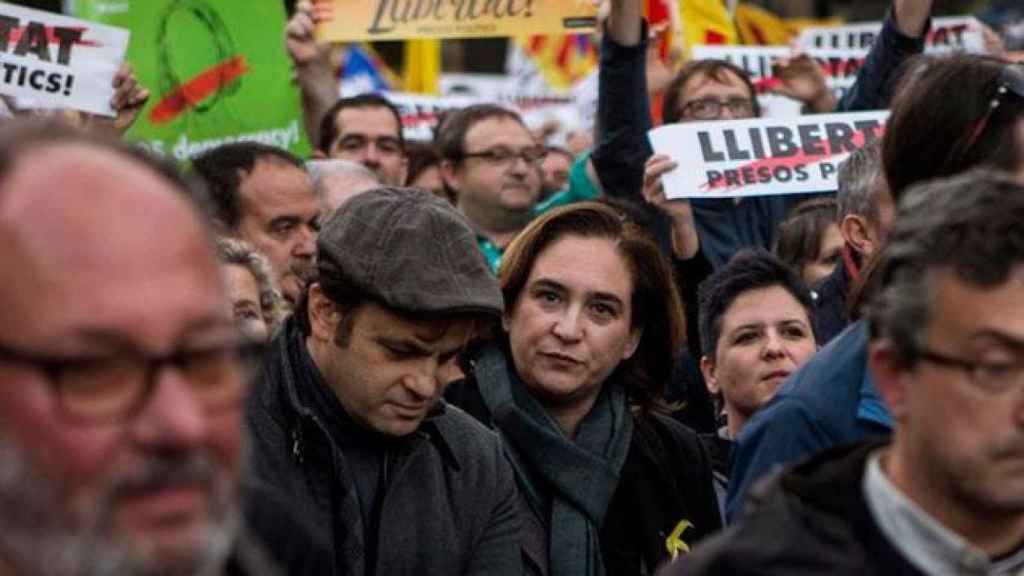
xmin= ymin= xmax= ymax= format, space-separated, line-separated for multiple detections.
xmin=317 ymin=0 xmax=598 ymax=42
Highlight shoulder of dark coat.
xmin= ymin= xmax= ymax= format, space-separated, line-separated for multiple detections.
xmin=422 ymin=400 xmax=504 ymax=471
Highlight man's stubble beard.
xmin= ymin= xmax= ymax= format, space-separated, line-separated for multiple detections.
xmin=0 ymin=437 xmax=242 ymax=576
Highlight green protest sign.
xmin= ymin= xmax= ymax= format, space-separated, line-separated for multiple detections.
xmin=72 ymin=0 xmax=311 ymax=161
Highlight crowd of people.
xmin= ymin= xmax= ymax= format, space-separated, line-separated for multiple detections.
xmin=0 ymin=0 xmax=1022 ymax=574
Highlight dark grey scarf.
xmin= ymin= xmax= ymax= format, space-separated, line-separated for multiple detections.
xmin=475 ymin=344 xmax=633 ymax=576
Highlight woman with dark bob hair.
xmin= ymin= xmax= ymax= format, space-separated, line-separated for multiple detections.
xmin=447 ymin=202 xmax=721 ymax=576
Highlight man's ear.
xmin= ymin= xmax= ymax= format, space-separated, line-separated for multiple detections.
xmin=700 ymin=355 xmax=720 ymax=395
xmin=841 ymin=214 xmax=878 ymax=259
xmin=307 ymin=283 xmax=339 ymax=343
xmin=868 ymin=340 xmax=910 ymax=422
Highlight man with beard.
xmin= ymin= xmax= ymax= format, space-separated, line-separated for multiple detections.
xmin=192 ymin=143 xmax=320 ymax=306
xmin=662 ymin=171 xmax=1024 ymax=575
xmin=0 ymin=119 xmax=283 ymax=576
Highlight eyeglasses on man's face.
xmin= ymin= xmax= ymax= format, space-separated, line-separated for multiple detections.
xmin=461 ymin=145 xmax=548 ymax=168
xmin=680 ymin=97 xmax=755 ymax=121
xmin=916 ymin=345 xmax=1024 ymax=395
xmin=0 ymin=338 xmax=263 ymax=425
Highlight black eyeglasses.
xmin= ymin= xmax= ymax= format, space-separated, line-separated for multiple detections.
xmin=0 ymin=338 xmax=263 ymax=425
xmin=954 ymin=63 xmax=1024 ymax=164
xmin=461 ymin=146 xmax=547 ymax=167
xmin=679 ymin=97 xmax=755 ymax=120
xmin=917 ymin=346 xmax=1024 ymax=395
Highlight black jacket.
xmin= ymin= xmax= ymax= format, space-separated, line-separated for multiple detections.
xmin=245 ymin=319 xmax=521 ymax=575
xmin=446 ymin=377 xmax=723 ymax=575
xmin=811 ymin=255 xmax=853 ymax=346
xmin=660 ymin=442 xmax=923 ymax=576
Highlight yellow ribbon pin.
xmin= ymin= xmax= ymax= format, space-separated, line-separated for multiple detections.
xmin=665 ymin=519 xmax=694 ymax=560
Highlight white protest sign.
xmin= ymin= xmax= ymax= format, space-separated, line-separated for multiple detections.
xmin=648 ymin=110 xmax=889 ymax=199
xmin=799 ymin=16 xmax=986 ymax=54
xmin=0 ymin=4 xmax=128 ymax=116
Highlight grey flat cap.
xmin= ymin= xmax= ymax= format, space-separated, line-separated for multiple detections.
xmin=316 ymin=186 xmax=503 ymax=317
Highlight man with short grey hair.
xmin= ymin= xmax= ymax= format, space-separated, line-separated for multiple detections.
xmin=307 ymin=158 xmax=381 ymax=213
xmin=246 ymin=186 xmax=521 ymax=575
xmin=661 ymin=170 xmax=1024 ymax=575
xmin=812 ymin=139 xmax=895 ymax=344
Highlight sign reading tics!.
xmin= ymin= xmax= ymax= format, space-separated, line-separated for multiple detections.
xmin=648 ymin=111 xmax=889 ymax=199
xmin=0 ymin=3 xmax=128 ymax=116
xmin=316 ymin=0 xmax=598 ymax=42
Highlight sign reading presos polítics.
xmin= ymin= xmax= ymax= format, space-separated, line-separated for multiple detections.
xmin=316 ymin=0 xmax=598 ymax=42
xmin=690 ymin=45 xmax=868 ymax=117
xmin=0 ymin=4 xmax=128 ymax=116
xmin=798 ymin=16 xmax=987 ymax=54
xmin=648 ymin=111 xmax=889 ymax=199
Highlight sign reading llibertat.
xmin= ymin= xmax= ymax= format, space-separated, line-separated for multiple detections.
xmin=317 ymin=0 xmax=598 ymax=42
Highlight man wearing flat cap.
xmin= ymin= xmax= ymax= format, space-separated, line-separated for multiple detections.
xmin=246 ymin=187 xmax=521 ymax=575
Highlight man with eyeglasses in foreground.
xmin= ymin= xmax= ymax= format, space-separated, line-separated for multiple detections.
xmin=661 ymin=171 xmax=1024 ymax=576
xmin=0 ymin=119 xmax=292 ymax=575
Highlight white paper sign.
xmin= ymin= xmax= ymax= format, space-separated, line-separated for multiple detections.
xmin=648 ymin=111 xmax=889 ymax=199
xmin=799 ymin=16 xmax=986 ymax=54
xmin=0 ymin=4 xmax=129 ymax=116
xmin=691 ymin=45 xmax=868 ymax=117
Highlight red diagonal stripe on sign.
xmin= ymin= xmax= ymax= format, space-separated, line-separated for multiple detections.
xmin=8 ymin=26 xmax=100 ymax=47
xmin=149 ymin=56 xmax=249 ymax=125
xmin=698 ymin=127 xmax=883 ymax=192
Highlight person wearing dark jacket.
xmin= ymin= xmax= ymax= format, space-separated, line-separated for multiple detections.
xmin=246 ymin=187 xmax=521 ymax=576
xmin=446 ymin=202 xmax=722 ymax=576
xmin=726 ymin=54 xmax=1024 ymax=524
xmin=695 ymin=250 xmax=819 ymax=517
xmin=811 ymin=140 xmax=893 ymax=345
xmin=663 ymin=171 xmax=1024 ymax=576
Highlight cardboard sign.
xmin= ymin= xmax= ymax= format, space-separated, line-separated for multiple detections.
xmin=691 ymin=45 xmax=867 ymax=117
xmin=798 ymin=16 xmax=986 ymax=54
xmin=0 ymin=4 xmax=128 ymax=116
xmin=73 ymin=0 xmax=311 ymax=161
xmin=648 ymin=111 xmax=889 ymax=199
xmin=316 ymin=0 xmax=598 ymax=42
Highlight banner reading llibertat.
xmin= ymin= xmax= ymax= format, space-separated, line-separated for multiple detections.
xmin=316 ymin=0 xmax=598 ymax=42
xmin=72 ymin=0 xmax=311 ymax=161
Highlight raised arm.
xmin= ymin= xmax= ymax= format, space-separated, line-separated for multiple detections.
xmin=286 ymin=0 xmax=338 ymax=151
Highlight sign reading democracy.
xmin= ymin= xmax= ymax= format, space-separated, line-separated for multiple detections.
xmin=799 ymin=16 xmax=986 ymax=54
xmin=74 ymin=0 xmax=311 ymax=161
xmin=317 ymin=0 xmax=598 ymax=42
xmin=0 ymin=4 xmax=128 ymax=116
xmin=691 ymin=45 xmax=867 ymax=116
xmin=648 ymin=111 xmax=889 ymax=199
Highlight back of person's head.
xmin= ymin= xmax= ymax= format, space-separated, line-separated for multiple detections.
xmin=884 ymin=56 xmax=1024 ymax=201
xmin=699 ymin=249 xmax=815 ymax=360
xmin=774 ymin=197 xmax=840 ymax=284
xmin=499 ymin=201 xmax=685 ymax=414
xmin=662 ymin=59 xmax=761 ymax=125
xmin=867 ymin=170 xmax=1024 ymax=365
xmin=837 ymin=139 xmax=885 ymax=222
xmin=318 ymin=92 xmax=405 ymax=153
xmin=190 ymin=142 xmax=304 ymax=229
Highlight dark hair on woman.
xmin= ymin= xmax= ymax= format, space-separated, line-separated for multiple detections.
xmin=698 ymin=249 xmax=816 ymax=360
xmin=883 ymin=55 xmax=1024 ymax=202
xmin=774 ymin=197 xmax=839 ymax=280
xmin=662 ymin=59 xmax=762 ymax=125
xmin=404 ymin=140 xmax=441 ymax=186
xmin=499 ymin=202 xmax=685 ymax=415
